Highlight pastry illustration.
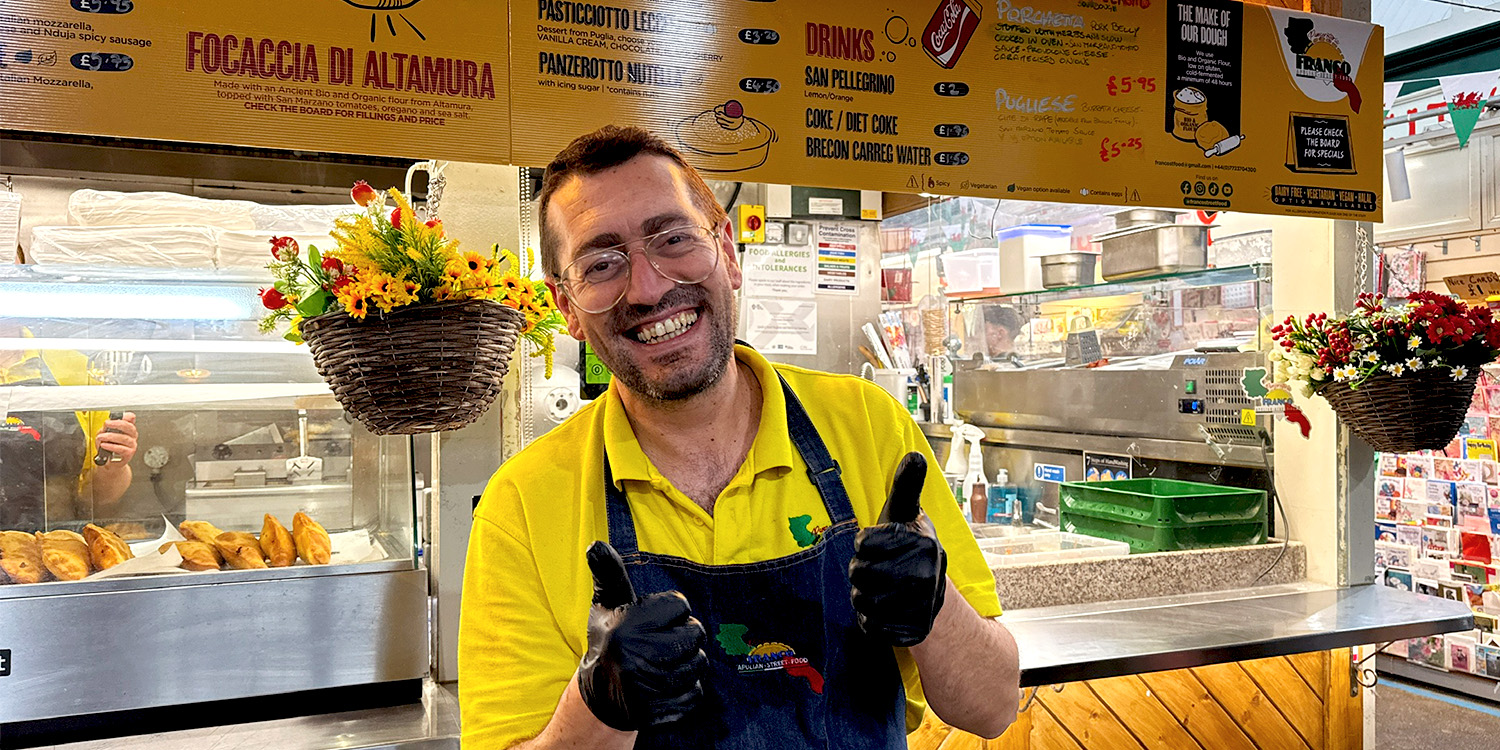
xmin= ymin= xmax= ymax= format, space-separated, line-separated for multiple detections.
xmin=0 ymin=530 xmax=46 ymax=584
xmin=293 ymin=511 xmax=332 ymax=565
xmin=261 ymin=514 xmax=296 ymax=568
xmin=38 ymin=530 xmax=91 ymax=581
xmin=179 ymin=520 xmax=226 ymax=547
xmin=215 ymin=531 xmax=268 ymax=570
xmin=674 ymin=100 xmax=777 ymax=173
xmin=83 ymin=523 xmax=135 ymax=570
xmin=1194 ymin=120 xmax=1245 ymax=157
xmin=160 ymin=541 xmax=221 ymax=572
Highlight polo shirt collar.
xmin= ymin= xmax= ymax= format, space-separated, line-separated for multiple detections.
xmin=601 ymin=344 xmax=795 ymax=489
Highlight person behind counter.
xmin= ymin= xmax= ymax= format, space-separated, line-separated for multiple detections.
xmin=980 ymin=305 xmax=1025 ymax=370
xmin=459 ymin=126 xmax=1020 ymax=749
xmin=1 ymin=331 xmax=138 ymax=529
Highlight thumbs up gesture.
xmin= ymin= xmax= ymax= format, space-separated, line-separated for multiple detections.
xmin=577 ymin=541 xmax=708 ymax=731
xmin=849 ymin=452 xmax=948 ymax=647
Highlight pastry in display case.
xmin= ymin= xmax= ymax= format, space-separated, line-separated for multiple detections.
xmin=0 ymin=263 xmax=427 ymax=726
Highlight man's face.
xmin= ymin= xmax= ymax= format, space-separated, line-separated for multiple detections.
xmin=546 ymin=155 xmax=743 ymax=402
xmin=985 ymin=322 xmax=1015 ymax=356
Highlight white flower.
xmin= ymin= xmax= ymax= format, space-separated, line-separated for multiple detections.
xmin=1385 ymin=363 xmax=1407 ymax=376
xmin=1408 ymin=336 xmax=1422 ymax=349
xmin=1406 ymin=358 xmax=1424 ymax=370
xmin=1452 ymin=366 xmax=1469 ymax=381
xmin=1362 ymin=351 xmax=1380 ymax=364
xmin=1269 ymin=349 xmax=1283 ymax=362
xmin=1334 ymin=365 xmax=1358 ymax=381
xmin=1310 ymin=368 xmax=1327 ymax=381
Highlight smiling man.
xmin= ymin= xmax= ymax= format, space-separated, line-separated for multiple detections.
xmin=459 ymin=126 xmax=1020 ymax=749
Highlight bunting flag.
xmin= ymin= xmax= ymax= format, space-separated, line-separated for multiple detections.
xmin=1439 ymin=70 xmax=1500 ymax=148
xmin=1383 ymin=81 xmax=1405 ymax=117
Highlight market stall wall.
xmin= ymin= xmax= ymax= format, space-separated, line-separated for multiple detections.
xmin=911 ymin=648 xmax=1362 ymax=750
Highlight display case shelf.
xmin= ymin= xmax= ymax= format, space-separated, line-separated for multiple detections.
xmin=948 ymin=263 xmax=1269 ymax=306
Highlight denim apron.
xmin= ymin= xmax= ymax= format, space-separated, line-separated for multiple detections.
xmin=603 ymin=374 xmax=907 ymax=749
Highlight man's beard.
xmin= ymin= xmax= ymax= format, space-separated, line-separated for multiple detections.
xmin=593 ymin=284 xmax=737 ymax=403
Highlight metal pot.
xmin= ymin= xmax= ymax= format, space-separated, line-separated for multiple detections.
xmin=1040 ymin=252 xmax=1099 ymax=288
xmin=1095 ymin=223 xmax=1211 ymax=281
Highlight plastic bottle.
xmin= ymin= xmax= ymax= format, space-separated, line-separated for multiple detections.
xmin=959 ymin=436 xmax=986 ymax=522
xmin=987 ymin=469 xmax=1019 ymax=525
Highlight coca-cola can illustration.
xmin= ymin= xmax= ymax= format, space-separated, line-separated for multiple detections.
xmin=923 ymin=0 xmax=981 ymax=69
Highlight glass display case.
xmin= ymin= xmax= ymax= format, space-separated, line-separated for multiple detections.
xmin=0 ymin=264 xmax=427 ymax=725
xmin=950 ymin=264 xmax=1271 ymax=369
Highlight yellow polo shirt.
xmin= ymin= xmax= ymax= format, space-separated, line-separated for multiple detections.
xmin=459 ymin=346 xmax=1001 ymax=748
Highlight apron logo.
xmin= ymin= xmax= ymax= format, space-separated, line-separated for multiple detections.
xmin=2 ymin=417 xmax=40 ymax=441
xmin=788 ymin=515 xmax=828 ymax=548
xmin=716 ymin=624 xmax=825 ymax=694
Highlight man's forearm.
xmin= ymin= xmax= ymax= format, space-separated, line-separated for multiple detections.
xmin=90 ymin=464 xmax=132 ymax=509
xmin=511 ymin=674 xmax=637 ymax=750
xmin=908 ymin=580 xmax=1021 ymax=739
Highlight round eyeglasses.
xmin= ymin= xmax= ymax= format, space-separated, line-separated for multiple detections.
xmin=559 ymin=225 xmax=722 ymax=314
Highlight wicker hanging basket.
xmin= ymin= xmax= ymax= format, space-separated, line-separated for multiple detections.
xmin=300 ymin=300 xmax=526 ymax=435
xmin=1317 ymin=369 xmax=1480 ymax=453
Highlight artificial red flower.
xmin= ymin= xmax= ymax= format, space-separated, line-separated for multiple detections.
xmin=425 ymin=218 xmax=443 ymax=236
xmin=351 ymin=180 xmax=379 ymax=207
xmin=260 ymin=287 xmax=289 ymax=310
xmin=321 ymin=256 xmax=344 ymax=274
xmin=391 ymin=207 xmax=403 ymax=229
xmin=269 ymin=236 xmax=299 ymax=262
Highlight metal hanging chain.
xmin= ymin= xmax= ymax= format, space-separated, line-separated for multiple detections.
xmin=518 ymin=166 xmax=537 ymax=447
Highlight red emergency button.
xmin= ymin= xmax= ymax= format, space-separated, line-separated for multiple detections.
xmin=746 ymin=215 xmax=762 ymax=231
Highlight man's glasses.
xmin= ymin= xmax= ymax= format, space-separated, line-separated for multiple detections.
xmin=559 ymin=225 xmax=722 ymax=314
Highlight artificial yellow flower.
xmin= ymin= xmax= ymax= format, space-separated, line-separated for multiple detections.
xmin=499 ymin=275 xmax=525 ymax=295
xmin=462 ymin=251 xmax=489 ymax=273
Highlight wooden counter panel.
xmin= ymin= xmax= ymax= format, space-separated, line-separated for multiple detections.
xmin=910 ymin=649 xmax=1361 ymax=750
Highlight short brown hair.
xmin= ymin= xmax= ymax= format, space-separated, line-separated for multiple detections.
xmin=536 ymin=125 xmax=727 ymax=279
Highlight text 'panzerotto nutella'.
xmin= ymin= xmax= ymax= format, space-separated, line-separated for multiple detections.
xmin=923 ymin=0 xmax=982 ymax=69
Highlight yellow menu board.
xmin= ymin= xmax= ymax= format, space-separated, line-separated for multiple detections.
xmin=512 ymin=0 xmax=1383 ymax=220
xmin=0 ymin=0 xmax=508 ymax=163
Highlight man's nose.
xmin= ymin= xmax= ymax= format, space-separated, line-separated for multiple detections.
xmin=621 ymin=250 xmax=676 ymax=307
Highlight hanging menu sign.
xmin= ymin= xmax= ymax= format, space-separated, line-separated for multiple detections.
xmin=511 ymin=0 xmax=1383 ymax=221
xmin=0 ymin=1 xmax=509 ymax=163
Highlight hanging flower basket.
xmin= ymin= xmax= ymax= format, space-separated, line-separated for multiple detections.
xmin=1273 ymin=292 xmax=1499 ymax=454
xmin=300 ymin=300 xmax=524 ymax=435
xmin=259 ymin=182 xmax=564 ymax=434
xmin=1316 ymin=368 xmax=1480 ymax=453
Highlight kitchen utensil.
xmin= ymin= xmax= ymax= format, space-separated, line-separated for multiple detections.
xmin=1095 ymin=223 xmax=1211 ymax=281
xmin=94 ymin=411 xmax=124 ymax=466
xmin=285 ymin=410 xmax=324 ymax=484
xmin=1108 ymin=208 xmax=1181 ymax=229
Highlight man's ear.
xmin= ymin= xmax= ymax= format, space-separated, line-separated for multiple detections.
xmin=718 ymin=219 xmax=742 ymax=291
xmin=547 ymin=280 xmax=587 ymax=341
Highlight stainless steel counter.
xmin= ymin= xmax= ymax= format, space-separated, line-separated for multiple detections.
xmin=1006 ymin=582 xmax=1475 ymax=687
xmin=33 ymin=584 xmax=1470 ymax=749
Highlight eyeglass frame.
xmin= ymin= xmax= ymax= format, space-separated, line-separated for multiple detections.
xmin=556 ymin=223 xmax=727 ymax=314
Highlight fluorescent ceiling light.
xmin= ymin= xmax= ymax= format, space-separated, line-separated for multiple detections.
xmin=0 ymin=283 xmax=258 ymax=320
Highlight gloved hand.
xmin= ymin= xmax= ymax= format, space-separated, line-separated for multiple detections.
xmin=577 ymin=541 xmax=708 ymax=731
xmin=849 ymin=452 xmax=947 ymax=647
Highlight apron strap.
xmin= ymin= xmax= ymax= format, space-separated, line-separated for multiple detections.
xmin=602 ymin=370 xmax=860 ymax=553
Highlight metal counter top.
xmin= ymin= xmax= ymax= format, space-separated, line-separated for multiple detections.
xmin=1006 ymin=582 xmax=1475 ymax=687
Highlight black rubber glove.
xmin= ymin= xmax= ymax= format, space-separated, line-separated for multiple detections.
xmin=849 ymin=452 xmax=948 ymax=647
xmin=577 ymin=541 xmax=708 ymax=731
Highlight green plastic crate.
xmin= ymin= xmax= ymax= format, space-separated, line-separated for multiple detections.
xmin=1059 ymin=510 xmax=1268 ymax=554
xmin=1058 ymin=478 xmax=1266 ymax=527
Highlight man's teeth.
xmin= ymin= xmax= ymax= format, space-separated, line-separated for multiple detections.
xmin=634 ymin=310 xmax=699 ymax=344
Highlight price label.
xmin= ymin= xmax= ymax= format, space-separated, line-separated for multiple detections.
xmin=70 ymin=0 xmax=133 ymax=13
xmin=933 ymin=82 xmax=969 ymax=97
xmin=933 ymin=123 xmax=969 ymax=138
xmin=738 ymin=77 xmax=780 ymax=94
xmin=71 ymin=52 xmax=134 ymax=72
xmin=933 ymin=151 xmax=970 ymax=166
xmin=0 ymin=648 xmax=10 ymax=678
xmin=1106 ymin=75 xmax=1157 ymax=96
xmin=738 ymin=29 xmax=780 ymax=45
xmin=1443 ymin=272 xmax=1500 ymax=303
xmin=1098 ymin=136 xmax=1143 ymax=163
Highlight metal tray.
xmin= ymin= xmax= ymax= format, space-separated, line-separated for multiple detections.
xmin=1095 ymin=223 xmax=1211 ymax=280
xmin=1040 ymin=252 xmax=1098 ymax=288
